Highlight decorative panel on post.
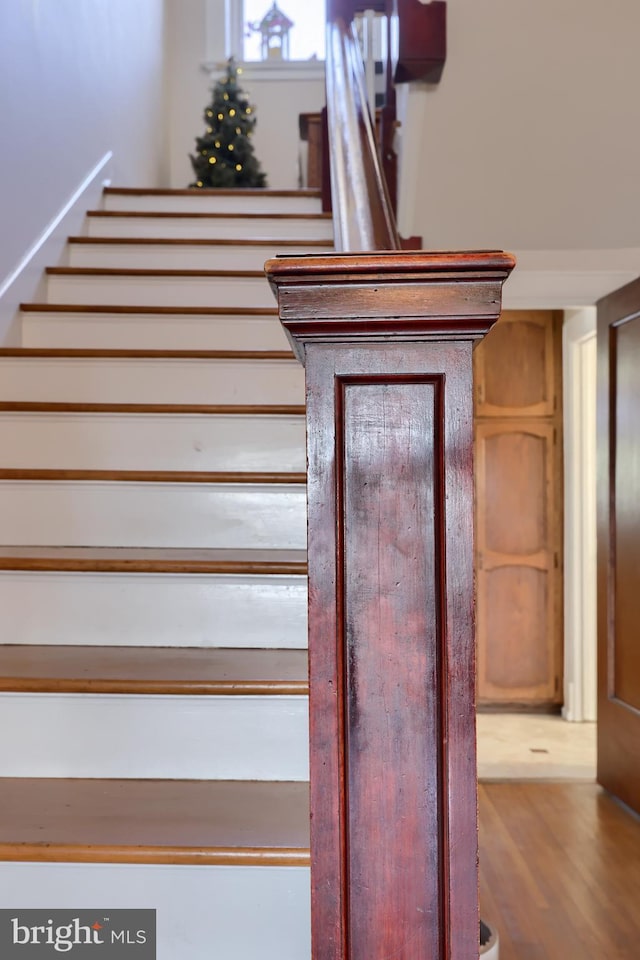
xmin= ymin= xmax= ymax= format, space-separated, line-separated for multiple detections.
xmin=265 ymin=252 xmax=515 ymax=960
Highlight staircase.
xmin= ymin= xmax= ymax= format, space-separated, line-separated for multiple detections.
xmin=0 ymin=187 xmax=332 ymax=959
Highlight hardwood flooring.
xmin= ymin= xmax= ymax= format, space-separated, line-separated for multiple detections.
xmin=479 ymin=782 xmax=640 ymax=959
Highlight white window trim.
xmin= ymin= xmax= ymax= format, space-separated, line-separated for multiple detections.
xmin=201 ymin=58 xmax=326 ymax=83
xmin=224 ymin=0 xmax=244 ymax=60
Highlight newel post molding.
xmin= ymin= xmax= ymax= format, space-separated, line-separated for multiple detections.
xmin=265 ymin=251 xmax=515 ymax=960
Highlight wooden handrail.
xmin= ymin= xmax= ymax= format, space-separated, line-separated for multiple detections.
xmin=325 ymin=19 xmax=399 ymax=251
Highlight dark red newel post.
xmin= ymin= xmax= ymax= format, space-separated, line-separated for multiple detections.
xmin=265 ymin=251 xmax=514 ymax=960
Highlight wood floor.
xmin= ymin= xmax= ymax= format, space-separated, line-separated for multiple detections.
xmin=479 ymin=782 xmax=640 ymax=959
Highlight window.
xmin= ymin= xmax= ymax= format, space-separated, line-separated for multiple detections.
xmin=229 ymin=0 xmax=326 ymax=63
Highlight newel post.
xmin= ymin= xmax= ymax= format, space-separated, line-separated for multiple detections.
xmin=265 ymin=252 xmax=514 ymax=960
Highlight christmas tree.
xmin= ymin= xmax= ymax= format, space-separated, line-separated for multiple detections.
xmin=189 ymin=58 xmax=267 ymax=188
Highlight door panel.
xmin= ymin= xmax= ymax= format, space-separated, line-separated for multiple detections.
xmin=484 ymin=430 xmax=547 ymax=555
xmin=598 ymin=282 xmax=640 ymax=813
xmin=475 ymin=310 xmax=555 ymax=417
xmin=476 ymin=420 xmax=561 ymax=704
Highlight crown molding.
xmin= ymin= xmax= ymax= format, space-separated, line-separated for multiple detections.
xmin=502 ymin=248 xmax=640 ymax=309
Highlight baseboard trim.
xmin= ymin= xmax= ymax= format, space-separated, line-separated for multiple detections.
xmin=0 ymin=152 xmax=113 ymax=344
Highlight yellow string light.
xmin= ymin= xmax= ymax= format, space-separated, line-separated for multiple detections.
xmin=235 ymin=127 xmax=241 ymax=135
xmin=246 ymin=107 xmax=252 ymax=115
xmin=229 ymin=109 xmax=236 ymax=117
xmin=201 ymin=150 xmax=207 ymax=155
xmin=209 ymin=157 xmax=216 ymax=164
xmin=224 ymin=93 xmax=229 ymax=100
xmin=206 ymin=110 xmax=213 ymax=117
xmin=207 ymin=126 xmax=213 ymax=134
xmin=228 ymin=144 xmax=234 ymax=151
xmin=218 ymin=113 xmax=223 ymax=120
xmin=196 ymin=181 xmax=203 ymax=187
xmin=237 ymin=68 xmax=243 ymax=75
xmin=215 ymin=141 xmax=221 ymax=148
xmin=235 ymin=164 xmax=242 ymax=171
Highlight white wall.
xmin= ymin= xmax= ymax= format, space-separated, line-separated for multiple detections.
xmin=167 ymin=0 xmax=640 ymax=254
xmin=0 ymin=0 xmax=166 ymax=301
xmin=166 ymin=0 xmax=211 ymax=190
xmin=166 ymin=0 xmax=325 ymax=190
xmin=5 ymin=0 xmax=638 ymax=282
xmin=398 ymin=0 xmax=640 ymax=254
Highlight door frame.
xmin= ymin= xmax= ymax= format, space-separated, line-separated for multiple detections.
xmin=562 ymin=307 xmax=597 ymax=722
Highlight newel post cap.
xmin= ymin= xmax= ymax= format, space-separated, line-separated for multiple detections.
xmin=264 ymin=250 xmax=516 ymax=362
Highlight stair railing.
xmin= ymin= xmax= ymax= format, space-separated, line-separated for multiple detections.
xmin=325 ymin=16 xmax=399 ymax=250
xmin=266 ymin=5 xmax=514 ymax=958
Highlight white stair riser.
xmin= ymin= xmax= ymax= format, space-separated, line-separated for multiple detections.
xmin=69 ymin=243 xmax=330 ymax=271
xmin=47 ymin=274 xmax=274 ymax=309
xmin=0 ymin=358 xmax=305 ymax=405
xmin=104 ymin=191 xmax=321 ymax=214
xmin=0 ymin=694 xmax=309 ymax=779
xmin=0 ymin=863 xmax=311 ymax=960
xmin=21 ymin=311 xmax=291 ymax=350
xmin=0 ymin=414 xmax=306 ymax=471
xmin=87 ymin=215 xmax=334 ymax=242
xmin=0 ymin=482 xmax=307 ymax=549
xmin=0 ymin=572 xmax=308 ymax=648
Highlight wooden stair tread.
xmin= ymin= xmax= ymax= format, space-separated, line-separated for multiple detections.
xmin=0 ymin=470 xmax=306 ymax=484
xmin=104 ymin=187 xmax=321 ymax=198
xmin=68 ymin=236 xmax=329 ymax=248
xmin=0 ymin=779 xmax=310 ymax=864
xmin=88 ymin=210 xmax=331 ymax=220
xmin=0 ymin=402 xmax=305 ymax=415
xmin=0 ymin=348 xmax=295 ymax=360
xmin=20 ymin=304 xmax=278 ymax=315
xmin=0 ymin=646 xmax=308 ymax=695
xmin=46 ymin=267 xmax=265 ymax=278
xmin=0 ymin=546 xmax=307 ymax=574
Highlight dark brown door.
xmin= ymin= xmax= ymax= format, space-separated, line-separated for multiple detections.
xmin=597 ymin=279 xmax=640 ymax=814
xmin=474 ymin=311 xmax=564 ymax=707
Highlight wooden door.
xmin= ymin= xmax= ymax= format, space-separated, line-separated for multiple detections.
xmin=474 ymin=311 xmax=564 ymax=707
xmin=597 ymin=280 xmax=640 ymax=814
